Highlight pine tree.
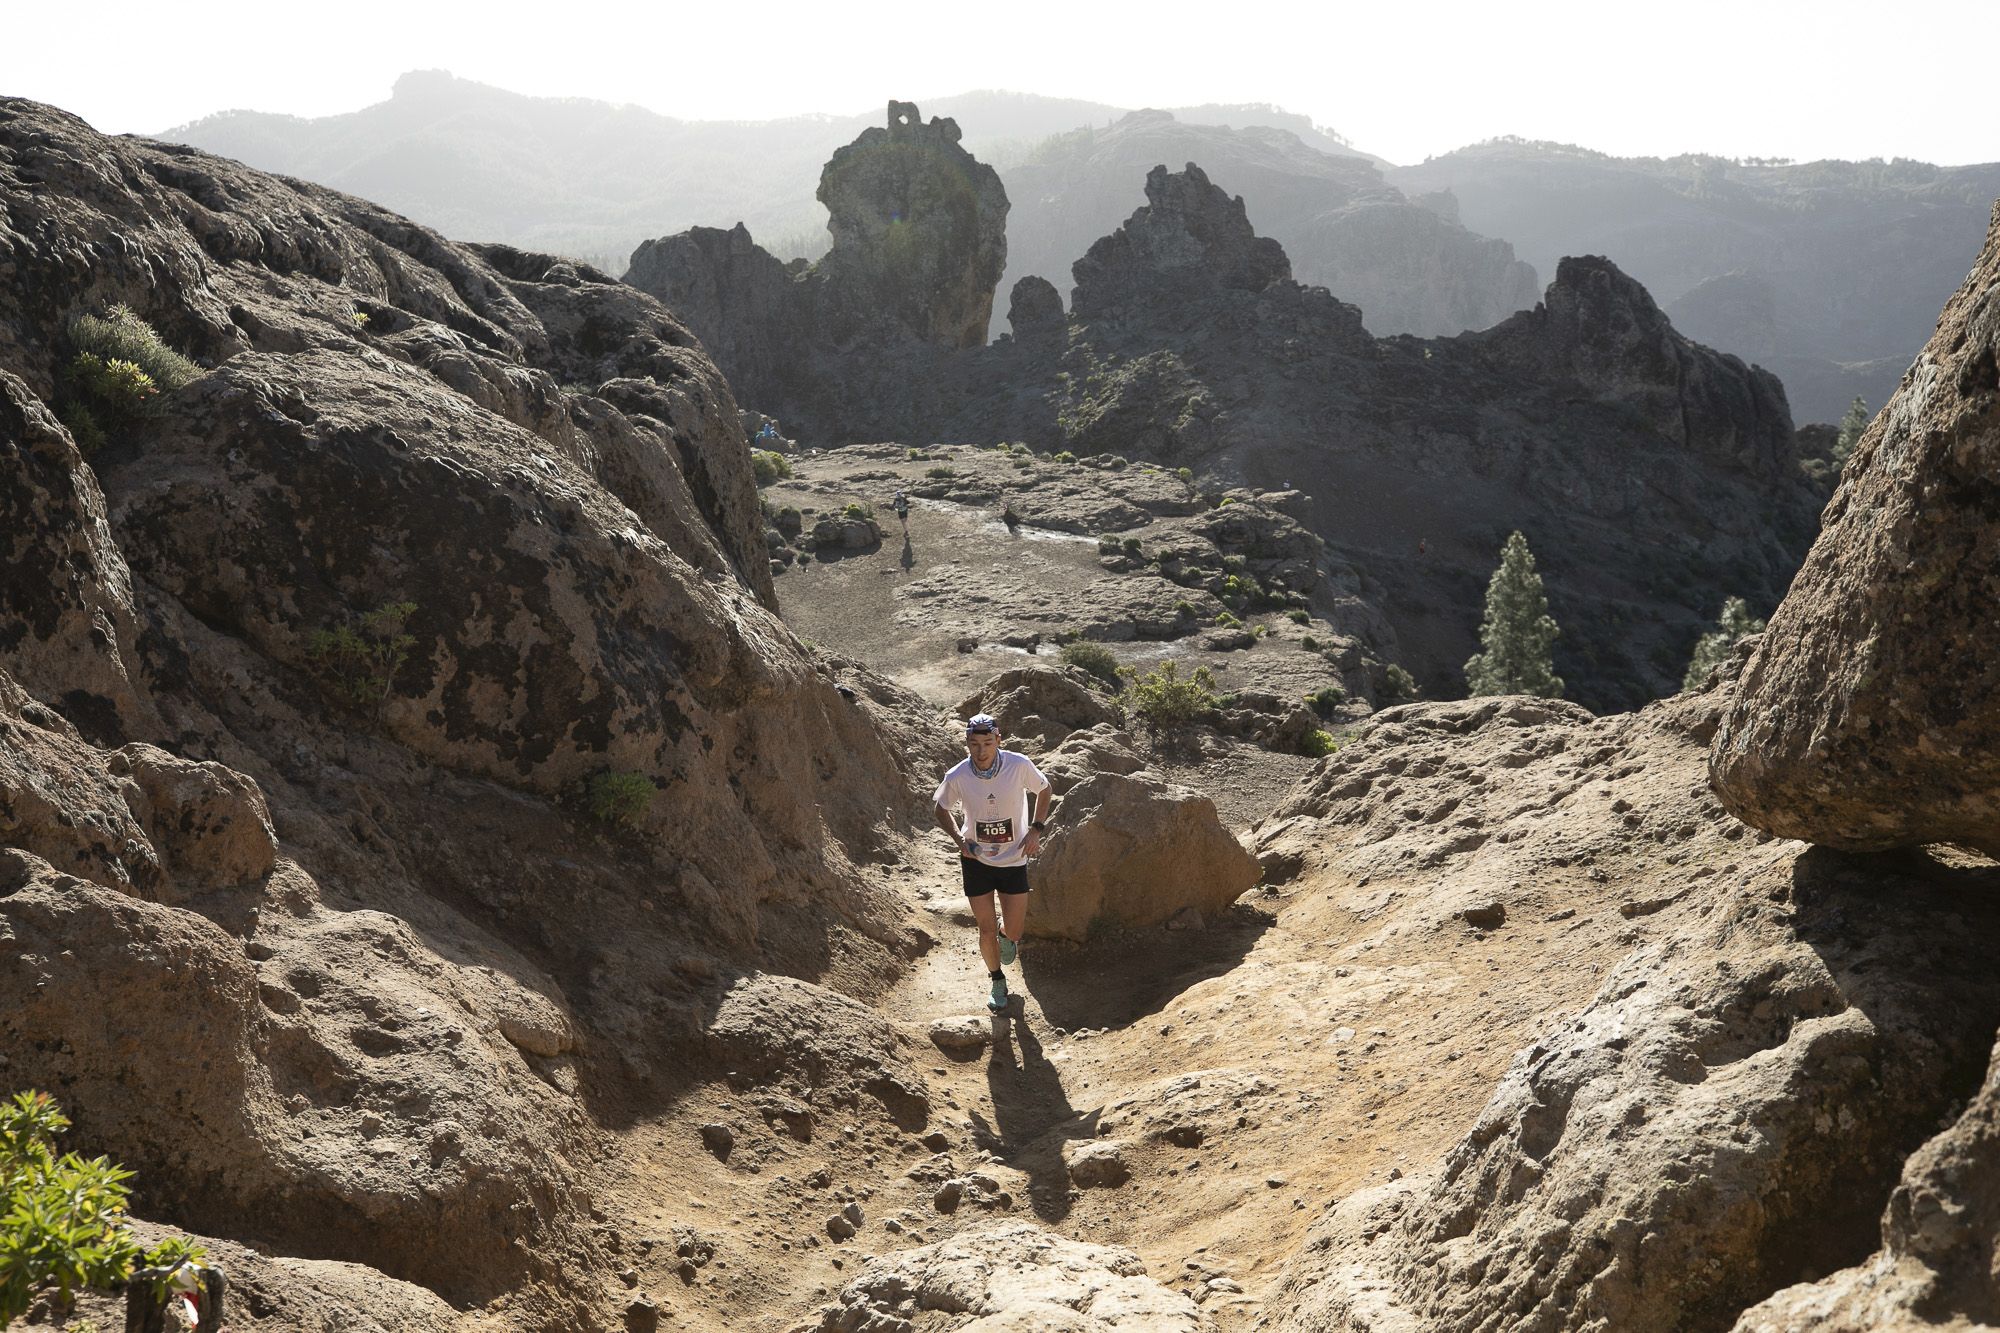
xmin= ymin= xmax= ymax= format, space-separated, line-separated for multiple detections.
xmin=1832 ymin=396 xmax=1871 ymax=465
xmin=1681 ymin=597 xmax=1767 ymax=691
xmin=1465 ymin=532 xmax=1563 ymax=698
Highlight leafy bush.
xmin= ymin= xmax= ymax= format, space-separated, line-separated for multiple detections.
xmin=1286 ymin=609 xmax=1310 ymax=624
xmin=1832 ymin=396 xmax=1871 ymax=465
xmin=68 ymin=306 xmax=201 ymax=394
xmin=1106 ymin=455 xmax=1128 ymax=471
xmin=306 ymin=602 xmax=417 ymax=711
xmin=586 ymin=771 xmax=654 ymax=828
xmin=926 ymin=466 xmax=956 ymax=480
xmin=1 ymin=1090 xmax=204 ymax=1324
xmin=751 ymin=450 xmax=792 ymax=486
xmin=1221 ymin=555 xmax=1246 ymax=574
xmin=1218 ymin=496 xmax=1237 ymax=507
xmin=1251 ymin=624 xmax=1269 ymax=639
xmin=1382 ymin=663 xmax=1419 ymax=702
xmin=1054 ymin=451 xmax=1076 ymax=464
xmin=1175 ymin=467 xmax=1194 ymax=483
xmin=1682 ymin=597 xmax=1767 ymax=691
xmin=841 ymin=501 xmax=874 ymax=522
xmin=1305 ymin=684 xmax=1346 ymax=718
xmin=1300 ymin=728 xmax=1341 ymax=758
xmin=1097 ymin=536 xmax=1122 ymax=555
xmin=1122 ymin=660 xmax=1218 ymax=735
xmin=1173 ymin=600 xmax=1196 ymax=617
xmin=1121 ymin=537 xmax=1143 ymax=556
xmin=1060 ymin=641 xmax=1122 ymax=690
xmin=1009 ymin=442 xmax=1029 ymax=455
xmin=1300 ymin=636 xmax=1319 ymax=651
xmin=1213 ymin=610 xmax=1241 ymax=627
xmin=905 ymin=447 xmax=930 ymax=461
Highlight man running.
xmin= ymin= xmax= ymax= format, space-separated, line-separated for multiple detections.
xmin=934 ymin=713 xmax=1051 ymax=1013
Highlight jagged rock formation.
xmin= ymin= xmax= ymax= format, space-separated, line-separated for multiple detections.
xmin=626 ymin=101 xmax=1006 ymax=417
xmin=651 ymin=148 xmax=1820 ymax=710
xmin=1392 ymin=140 xmax=2000 ymax=423
xmin=0 ymin=96 xmax=950 ymax=1328
xmin=1002 ymin=110 xmax=1538 ymax=337
xmin=1712 ymin=201 xmax=2000 ymax=855
xmin=1251 ymin=686 xmax=2000 ymax=1332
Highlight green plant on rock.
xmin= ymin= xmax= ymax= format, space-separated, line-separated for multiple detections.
xmin=905 ymin=447 xmax=930 ymax=461
xmin=1285 ymin=609 xmax=1310 ymax=625
xmin=1175 ymin=467 xmax=1194 ymax=484
xmin=842 ymin=501 xmax=875 ymax=522
xmin=1681 ymin=597 xmax=1767 ymax=691
xmin=1213 ymin=610 xmax=1241 ymax=628
xmin=1250 ymin=624 xmax=1269 ymax=639
xmin=586 ymin=771 xmax=655 ymax=828
xmin=926 ymin=466 xmax=956 ymax=480
xmin=306 ymin=602 xmax=418 ymax=712
xmin=68 ymin=306 xmax=201 ymax=394
xmin=1054 ymin=451 xmax=1076 ymax=464
xmin=1122 ymin=660 xmax=1218 ymax=737
xmin=0 ymin=1091 xmax=205 ymax=1325
xmin=1059 ymin=641 xmax=1122 ymax=691
xmin=751 ymin=450 xmax=792 ymax=486
xmin=1173 ymin=599 xmax=1196 ymax=617
xmin=1832 ymin=396 xmax=1871 ymax=466
xmin=1305 ymin=684 xmax=1347 ymax=718
xmin=1300 ymin=728 xmax=1341 ymax=758
xmin=1300 ymin=636 xmax=1319 ymax=652
xmin=1464 ymin=532 xmax=1563 ymax=698
xmin=1121 ymin=537 xmax=1143 ymax=557
xmin=1382 ymin=663 xmax=1420 ymax=702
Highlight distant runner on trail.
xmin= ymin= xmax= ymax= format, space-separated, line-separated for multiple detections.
xmin=933 ymin=713 xmax=1051 ymax=1013
xmin=893 ymin=488 xmax=909 ymax=525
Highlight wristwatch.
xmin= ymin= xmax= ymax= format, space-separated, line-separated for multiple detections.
xmin=1030 ymin=821 xmax=1047 ymax=832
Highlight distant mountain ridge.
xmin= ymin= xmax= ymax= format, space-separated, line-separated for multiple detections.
xmin=163 ymin=71 xmax=1378 ymax=272
xmin=1392 ymin=137 xmax=2000 ymax=421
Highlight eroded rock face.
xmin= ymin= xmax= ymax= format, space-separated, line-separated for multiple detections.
xmin=0 ymin=95 xmax=947 ymax=1322
xmin=816 ymin=1222 xmax=1213 ymax=1332
xmin=1711 ymin=201 xmax=2000 ymax=854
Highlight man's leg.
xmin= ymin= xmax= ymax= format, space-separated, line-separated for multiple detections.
xmin=999 ymin=888 xmax=1029 ymax=962
xmin=967 ymin=888 xmax=1002 ymax=973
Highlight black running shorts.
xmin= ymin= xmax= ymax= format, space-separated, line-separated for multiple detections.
xmin=961 ymin=858 xmax=1031 ymax=898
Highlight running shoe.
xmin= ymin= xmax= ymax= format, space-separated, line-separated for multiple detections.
xmin=998 ymin=935 xmax=1018 ymax=966
xmin=987 ymin=977 xmax=1009 ymax=1013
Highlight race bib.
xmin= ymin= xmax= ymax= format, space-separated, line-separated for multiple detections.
xmin=975 ymin=818 xmax=1014 ymax=843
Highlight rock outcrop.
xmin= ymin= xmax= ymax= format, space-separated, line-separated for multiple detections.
xmin=0 ymin=95 xmax=947 ymax=1326
xmin=1711 ymin=201 xmax=2000 ymax=855
xmin=627 ymin=100 xmax=1007 ymax=419
xmin=816 ymin=1222 xmax=1213 ymax=1332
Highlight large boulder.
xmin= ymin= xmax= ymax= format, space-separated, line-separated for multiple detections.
xmin=1031 ymin=770 xmax=1260 ymax=941
xmin=958 ymin=664 xmax=1121 ymax=749
xmin=1711 ymin=202 xmax=2000 ymax=854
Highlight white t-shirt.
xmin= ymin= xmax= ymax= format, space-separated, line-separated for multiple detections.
xmin=935 ymin=751 xmax=1050 ymax=868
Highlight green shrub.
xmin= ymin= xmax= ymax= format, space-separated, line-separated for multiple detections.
xmin=1221 ymin=555 xmax=1247 ymax=574
xmin=1121 ymin=537 xmax=1143 ymax=556
xmin=68 ymin=306 xmax=201 ymax=394
xmin=842 ymin=501 xmax=875 ymax=521
xmin=57 ymin=400 xmax=107 ymax=455
xmin=1682 ymin=597 xmax=1767 ymax=691
xmin=1382 ymin=663 xmax=1419 ymax=702
xmin=926 ymin=466 xmax=956 ymax=480
xmin=1300 ymin=728 xmax=1341 ymax=758
xmin=1213 ymin=610 xmax=1241 ymax=627
xmin=1305 ymin=684 xmax=1346 ymax=718
xmin=1055 ymin=451 xmax=1076 ymax=464
xmin=586 ymin=771 xmax=654 ymax=828
xmin=306 ymin=602 xmax=417 ymax=711
xmin=1286 ymin=609 xmax=1311 ymax=624
xmin=1122 ymin=660 xmax=1218 ymax=735
xmin=0 ymin=1090 xmax=205 ymax=1324
xmin=1218 ymin=496 xmax=1237 ymax=507
xmin=1300 ymin=636 xmax=1319 ymax=651
xmin=1251 ymin=624 xmax=1269 ymax=639
xmin=906 ymin=447 xmax=930 ymax=461
xmin=1060 ymin=641 xmax=1122 ymax=690
xmin=350 ymin=309 xmax=370 ymax=329
xmin=1173 ymin=599 xmax=1196 ymax=617
xmin=1107 ymin=455 xmax=1128 ymax=471
xmin=751 ymin=450 xmax=792 ymax=486
xmin=1464 ymin=531 xmax=1563 ymax=698
xmin=1009 ymin=442 xmax=1029 ymax=455
xmin=1175 ymin=467 xmax=1194 ymax=483
xmin=1098 ymin=536 xmax=1122 ymax=555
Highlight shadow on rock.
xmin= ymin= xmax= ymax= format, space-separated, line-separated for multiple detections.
xmin=1021 ymin=902 xmax=1271 ymax=1033
xmin=971 ymin=1009 xmax=1099 ymax=1222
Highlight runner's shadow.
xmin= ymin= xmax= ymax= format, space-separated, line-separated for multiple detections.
xmin=900 ymin=534 xmax=916 ymax=570
xmin=968 ymin=1005 xmax=1097 ymax=1222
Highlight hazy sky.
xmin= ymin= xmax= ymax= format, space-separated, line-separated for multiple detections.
xmin=6 ymin=0 xmax=1996 ymax=166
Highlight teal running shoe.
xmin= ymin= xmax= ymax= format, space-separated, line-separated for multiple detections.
xmin=998 ymin=935 xmax=1018 ymax=967
xmin=987 ymin=976 xmax=1009 ymax=1013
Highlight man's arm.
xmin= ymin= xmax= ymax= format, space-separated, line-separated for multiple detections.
xmin=1024 ymin=784 xmax=1053 ymax=856
xmin=935 ymin=802 xmax=973 ymax=859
